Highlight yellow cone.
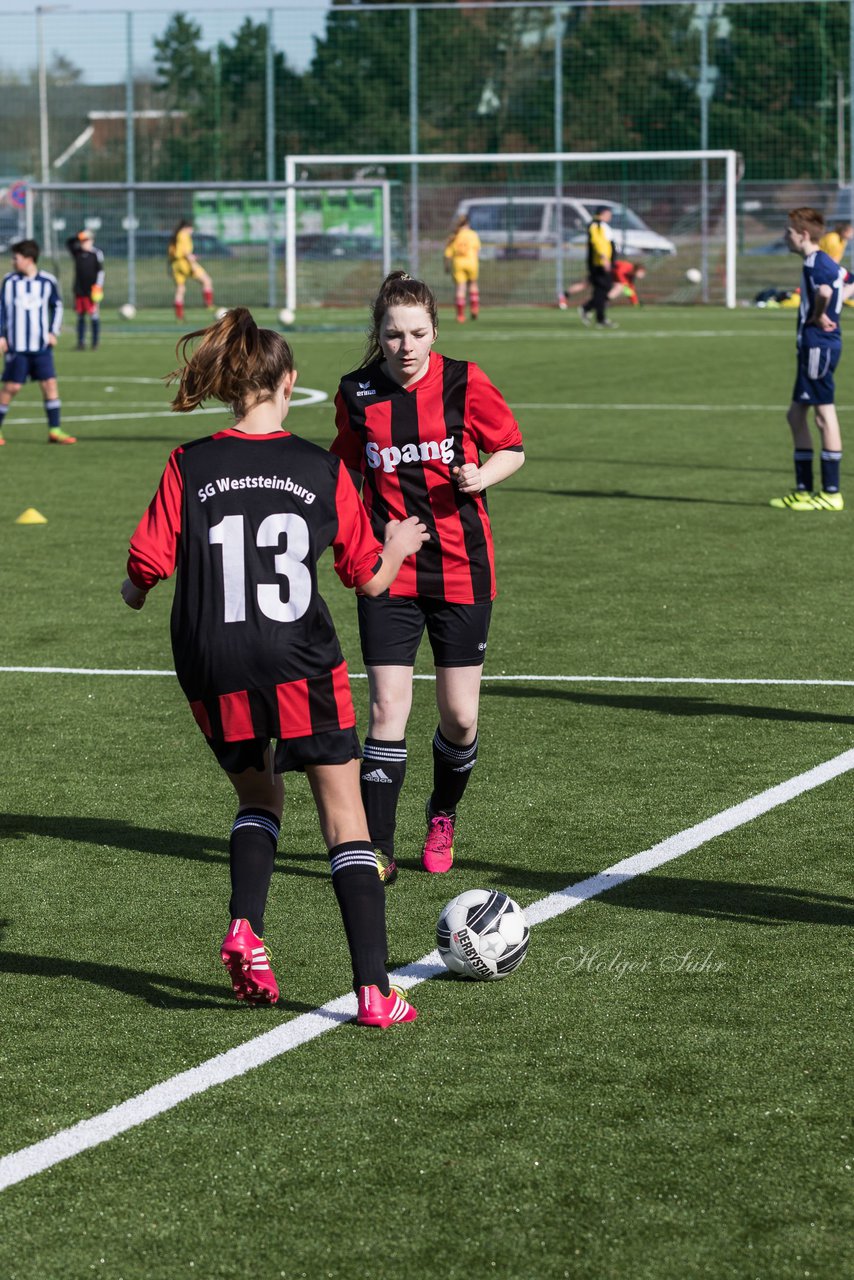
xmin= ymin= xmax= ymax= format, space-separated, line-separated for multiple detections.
xmin=15 ymin=508 xmax=48 ymax=525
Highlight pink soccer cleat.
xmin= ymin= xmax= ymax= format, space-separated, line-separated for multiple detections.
xmin=357 ymin=985 xmax=418 ymax=1028
xmin=220 ymin=918 xmax=279 ymax=1005
xmin=421 ymin=809 xmax=455 ymax=874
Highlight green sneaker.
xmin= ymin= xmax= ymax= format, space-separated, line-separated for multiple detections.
xmin=48 ymin=428 xmax=77 ymax=445
xmin=770 ymin=490 xmax=815 ymax=510
xmin=771 ymin=490 xmax=843 ymax=511
xmin=808 ymin=491 xmax=844 ymax=511
xmin=375 ymin=850 xmax=398 ymax=887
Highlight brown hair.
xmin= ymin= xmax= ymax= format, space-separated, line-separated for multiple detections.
xmin=788 ymin=207 xmax=825 ymax=239
xmin=445 ymin=213 xmax=470 ymax=247
xmin=363 ymin=270 xmax=438 ymax=366
xmin=168 ymin=219 xmax=192 ymax=255
xmin=168 ymin=307 xmax=295 ymax=420
xmin=11 ymin=239 xmax=39 ymax=263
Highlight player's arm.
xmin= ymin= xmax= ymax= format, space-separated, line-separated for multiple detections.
xmin=47 ymin=279 xmax=63 ymax=345
xmin=329 ymin=388 xmax=366 ymax=488
xmin=453 ymin=448 xmax=526 ymax=496
xmin=361 ymin=518 xmax=430 ymax=595
xmin=331 ymin=460 xmax=427 ymax=597
xmin=92 ymin=250 xmax=105 ymax=302
xmin=456 ymin=365 xmax=526 ymax=493
xmin=122 ymin=451 xmax=185 ymax=609
xmin=810 ymin=282 xmax=836 ymax=331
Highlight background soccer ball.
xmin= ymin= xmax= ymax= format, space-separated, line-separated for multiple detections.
xmin=215 ymin=307 xmax=229 ymax=320
xmin=119 ymin=303 xmax=137 ymax=320
xmin=437 ymin=888 xmax=529 ymax=980
xmin=685 ymin=267 xmax=702 ymax=284
xmin=278 ymin=307 xmax=295 ymax=326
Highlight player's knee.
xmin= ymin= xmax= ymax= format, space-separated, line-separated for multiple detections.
xmin=440 ymin=708 xmax=479 ymax=742
xmin=369 ymin=691 xmax=411 ymax=735
xmin=4 ymin=383 xmax=22 ymax=397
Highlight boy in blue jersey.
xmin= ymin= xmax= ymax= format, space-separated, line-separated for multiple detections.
xmin=771 ymin=208 xmax=844 ymax=511
xmin=0 ymin=239 xmax=75 ymax=445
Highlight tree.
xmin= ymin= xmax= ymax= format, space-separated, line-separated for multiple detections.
xmin=152 ymin=13 xmax=215 ymax=180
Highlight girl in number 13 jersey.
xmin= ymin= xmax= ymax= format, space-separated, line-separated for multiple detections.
xmin=122 ymin=308 xmax=427 ymax=1026
xmin=331 ymin=272 xmax=525 ymax=878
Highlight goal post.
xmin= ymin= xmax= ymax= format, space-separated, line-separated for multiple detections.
xmin=285 ymin=150 xmax=740 ymax=312
xmin=24 ymin=179 xmax=395 ymax=311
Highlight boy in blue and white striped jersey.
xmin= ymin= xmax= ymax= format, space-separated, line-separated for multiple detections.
xmin=0 ymin=239 xmax=75 ymax=445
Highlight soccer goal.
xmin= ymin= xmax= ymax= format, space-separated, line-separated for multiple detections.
xmin=285 ymin=150 xmax=740 ymax=312
xmin=24 ymin=179 xmax=396 ymax=311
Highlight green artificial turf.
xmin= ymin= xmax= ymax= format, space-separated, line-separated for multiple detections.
xmin=0 ymin=305 xmax=851 ymax=1279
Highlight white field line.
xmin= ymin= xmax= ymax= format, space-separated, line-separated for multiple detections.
xmin=1 ymin=666 xmax=854 ymax=688
xmin=8 ymin=386 xmax=328 ymax=426
xmin=2 ymin=744 xmax=853 ymax=1193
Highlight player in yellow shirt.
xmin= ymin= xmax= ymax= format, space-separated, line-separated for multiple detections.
xmin=578 ymin=207 xmax=616 ymax=328
xmin=818 ymin=221 xmax=852 ymax=263
xmin=444 ymin=215 xmax=482 ymax=323
xmin=168 ymin=219 xmax=214 ymax=321
xmin=819 ymin=222 xmax=854 ymax=307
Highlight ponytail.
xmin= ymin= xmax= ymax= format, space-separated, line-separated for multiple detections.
xmin=168 ymin=306 xmax=294 ymax=420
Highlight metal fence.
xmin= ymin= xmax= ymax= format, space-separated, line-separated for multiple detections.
xmin=2 ymin=1 xmax=852 ymax=308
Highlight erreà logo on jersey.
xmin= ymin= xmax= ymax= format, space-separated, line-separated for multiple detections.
xmin=356 ymin=381 xmax=375 ymax=397
xmin=366 ymin=437 xmax=455 ymax=473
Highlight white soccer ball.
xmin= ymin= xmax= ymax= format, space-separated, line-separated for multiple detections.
xmin=215 ymin=307 xmax=229 ymax=320
xmin=437 ymin=889 xmax=529 ymax=981
xmin=278 ymin=307 xmax=295 ymax=326
xmin=119 ymin=303 xmax=137 ymax=320
xmin=685 ymin=268 xmax=702 ymax=284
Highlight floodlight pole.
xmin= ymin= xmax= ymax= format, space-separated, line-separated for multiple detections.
xmin=409 ymin=7 xmax=419 ymax=277
xmin=36 ymin=6 xmax=52 ymax=260
xmin=554 ymin=8 xmax=565 ymax=305
xmin=126 ymin=12 xmax=137 ymax=307
xmin=266 ymin=10 xmax=277 ymax=309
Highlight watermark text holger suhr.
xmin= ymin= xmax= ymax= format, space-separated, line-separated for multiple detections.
xmin=558 ymin=947 xmax=732 ymax=980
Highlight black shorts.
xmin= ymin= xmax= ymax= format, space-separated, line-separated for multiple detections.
xmin=205 ymin=727 xmax=362 ymax=774
xmin=358 ymin=594 xmax=492 ymax=668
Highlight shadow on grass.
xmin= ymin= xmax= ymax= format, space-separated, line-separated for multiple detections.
xmin=512 ymin=485 xmax=759 ymax=507
xmin=389 ymin=860 xmax=854 ymax=927
xmin=0 ymin=814 xmax=329 ymax=879
xmin=483 ymin=685 xmax=854 ymax=727
xmin=0 ymin=946 xmax=314 ymax=1013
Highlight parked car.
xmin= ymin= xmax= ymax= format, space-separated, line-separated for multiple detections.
xmin=453 ymin=195 xmax=676 ymax=258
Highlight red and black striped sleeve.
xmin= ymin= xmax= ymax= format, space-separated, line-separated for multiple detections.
xmin=330 ymin=457 xmax=383 ymax=590
xmin=126 ymin=448 xmax=185 ymax=590
xmin=331 ymin=387 xmax=366 ymax=475
xmin=465 ymin=365 xmax=524 ymax=455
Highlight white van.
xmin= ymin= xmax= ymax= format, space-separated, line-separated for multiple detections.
xmin=453 ymin=196 xmax=676 ymax=259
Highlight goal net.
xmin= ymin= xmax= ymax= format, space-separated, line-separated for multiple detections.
xmin=285 ymin=150 xmax=739 ymax=313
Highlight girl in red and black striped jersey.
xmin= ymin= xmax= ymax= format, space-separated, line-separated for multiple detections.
xmin=331 ymin=272 xmax=525 ymax=876
xmin=121 ymin=308 xmax=427 ymax=1026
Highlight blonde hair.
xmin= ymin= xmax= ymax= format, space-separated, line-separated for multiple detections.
xmin=363 ymin=271 xmax=438 ymax=366
xmin=169 ymin=307 xmax=295 ymax=420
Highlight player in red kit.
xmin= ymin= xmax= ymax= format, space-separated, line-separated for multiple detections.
xmin=121 ymin=308 xmax=427 ymax=1026
xmin=331 ymin=272 xmax=525 ymax=877
xmin=609 ymin=259 xmax=646 ymax=306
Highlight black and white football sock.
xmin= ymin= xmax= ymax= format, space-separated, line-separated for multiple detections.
xmin=228 ymin=807 xmax=280 ymax=938
xmin=429 ymin=727 xmax=478 ymax=817
xmin=360 ymin=737 xmax=406 ymax=856
xmin=329 ymin=842 xmax=390 ymax=995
